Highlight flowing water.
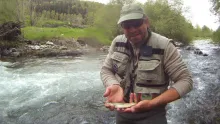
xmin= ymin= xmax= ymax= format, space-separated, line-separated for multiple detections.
xmin=0 ymin=40 xmax=219 ymax=124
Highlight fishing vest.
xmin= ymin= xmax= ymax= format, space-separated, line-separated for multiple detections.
xmin=111 ymin=32 xmax=171 ymax=95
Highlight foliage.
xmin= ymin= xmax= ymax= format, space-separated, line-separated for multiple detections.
xmin=109 ymin=0 xmax=136 ymax=5
xmin=144 ymin=0 xmax=194 ymax=44
xmin=93 ymin=4 xmax=121 ymax=40
xmin=0 ymin=40 xmax=21 ymax=49
xmin=210 ymin=0 xmax=220 ymax=21
xmin=0 ymin=0 xmax=17 ymax=23
xmin=193 ymin=25 xmax=213 ymax=39
xmin=212 ymin=28 xmax=220 ymax=43
xmin=36 ymin=19 xmax=69 ymax=28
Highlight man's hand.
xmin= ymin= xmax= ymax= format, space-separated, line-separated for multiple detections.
xmin=118 ymin=88 xmax=180 ymax=113
xmin=103 ymin=84 xmax=124 ymax=111
xmin=118 ymin=93 xmax=155 ymax=113
xmin=121 ymin=100 xmax=155 ymax=113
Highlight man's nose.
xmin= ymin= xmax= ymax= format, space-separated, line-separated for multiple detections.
xmin=127 ymin=26 xmax=138 ymax=32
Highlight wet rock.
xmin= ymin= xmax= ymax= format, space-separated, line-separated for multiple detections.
xmin=171 ymin=41 xmax=184 ymax=47
xmin=10 ymin=52 xmax=20 ymax=57
xmin=185 ymin=46 xmax=195 ymax=50
xmin=11 ymin=48 xmax=17 ymax=52
xmin=29 ymin=45 xmax=41 ymax=50
xmin=203 ymin=53 xmax=208 ymax=56
xmin=24 ymin=40 xmax=33 ymax=44
xmin=39 ymin=45 xmax=48 ymax=49
xmin=2 ymin=49 xmax=10 ymax=56
xmin=194 ymin=49 xmax=203 ymax=55
xmin=60 ymin=46 xmax=68 ymax=50
xmin=46 ymin=41 xmax=54 ymax=45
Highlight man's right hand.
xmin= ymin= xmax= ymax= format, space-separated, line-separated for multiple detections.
xmin=103 ymin=84 xmax=124 ymax=111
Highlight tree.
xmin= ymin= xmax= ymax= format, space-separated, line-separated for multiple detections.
xmin=0 ymin=0 xmax=17 ymax=23
xmin=210 ymin=0 xmax=220 ymax=21
xmin=201 ymin=25 xmax=212 ymax=37
xmin=210 ymin=0 xmax=220 ymax=43
xmin=212 ymin=27 xmax=220 ymax=43
xmin=144 ymin=0 xmax=193 ymax=44
xmin=109 ymin=0 xmax=135 ymax=5
xmin=94 ymin=4 xmax=121 ymax=39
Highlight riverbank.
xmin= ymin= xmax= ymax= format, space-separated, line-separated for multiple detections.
xmin=0 ymin=38 xmax=110 ymax=62
xmin=0 ymin=26 xmax=112 ymax=61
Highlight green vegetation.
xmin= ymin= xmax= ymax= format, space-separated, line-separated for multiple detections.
xmin=0 ymin=0 xmax=17 ymax=23
xmin=210 ymin=0 xmax=220 ymax=43
xmin=0 ymin=40 xmax=21 ymax=49
xmin=0 ymin=0 xmax=219 ymax=45
xmin=22 ymin=27 xmax=111 ymax=44
xmin=144 ymin=0 xmax=194 ymax=44
xmin=212 ymin=28 xmax=220 ymax=44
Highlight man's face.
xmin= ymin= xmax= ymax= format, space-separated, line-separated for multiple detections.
xmin=121 ymin=18 xmax=149 ymax=44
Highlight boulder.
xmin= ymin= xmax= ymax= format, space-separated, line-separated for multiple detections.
xmin=46 ymin=41 xmax=54 ymax=45
xmin=203 ymin=53 xmax=208 ymax=56
xmin=10 ymin=52 xmax=20 ymax=57
xmin=194 ymin=49 xmax=203 ymax=55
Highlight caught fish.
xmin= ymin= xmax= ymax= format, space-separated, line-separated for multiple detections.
xmin=106 ymin=102 xmax=136 ymax=108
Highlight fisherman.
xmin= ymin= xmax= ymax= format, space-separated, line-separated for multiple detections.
xmin=100 ymin=3 xmax=193 ymax=124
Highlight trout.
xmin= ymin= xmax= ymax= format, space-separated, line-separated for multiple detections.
xmin=106 ymin=102 xmax=136 ymax=108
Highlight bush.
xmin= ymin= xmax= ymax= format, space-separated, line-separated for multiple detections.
xmin=212 ymin=28 xmax=220 ymax=44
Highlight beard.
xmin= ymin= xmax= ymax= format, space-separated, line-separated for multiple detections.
xmin=126 ymin=32 xmax=143 ymax=44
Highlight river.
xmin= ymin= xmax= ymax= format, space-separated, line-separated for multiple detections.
xmin=0 ymin=40 xmax=219 ymax=124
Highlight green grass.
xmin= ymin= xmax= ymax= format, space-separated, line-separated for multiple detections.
xmin=22 ymin=27 xmax=112 ymax=45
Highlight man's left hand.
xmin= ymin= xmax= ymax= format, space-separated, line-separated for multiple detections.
xmin=117 ymin=93 xmax=156 ymax=113
xmin=118 ymin=100 xmax=155 ymax=113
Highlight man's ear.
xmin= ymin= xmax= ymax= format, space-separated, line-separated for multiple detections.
xmin=144 ymin=17 xmax=150 ymax=28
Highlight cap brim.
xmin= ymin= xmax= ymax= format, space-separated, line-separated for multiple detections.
xmin=117 ymin=13 xmax=143 ymax=24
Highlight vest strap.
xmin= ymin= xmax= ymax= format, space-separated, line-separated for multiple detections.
xmin=115 ymin=42 xmax=129 ymax=49
xmin=152 ymin=48 xmax=164 ymax=55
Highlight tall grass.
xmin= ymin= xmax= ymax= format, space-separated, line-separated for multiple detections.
xmin=22 ymin=27 xmax=112 ymax=45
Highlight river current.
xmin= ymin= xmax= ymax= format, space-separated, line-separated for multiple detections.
xmin=0 ymin=40 xmax=219 ymax=124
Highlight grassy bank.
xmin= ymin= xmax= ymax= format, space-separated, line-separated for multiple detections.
xmin=21 ymin=27 xmax=112 ymax=45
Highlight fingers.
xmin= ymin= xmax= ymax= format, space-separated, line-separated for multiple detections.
xmin=129 ymin=93 xmax=134 ymax=103
xmin=119 ymin=107 xmax=133 ymax=113
xmin=137 ymin=93 xmax=141 ymax=102
xmin=105 ymin=101 xmax=115 ymax=111
xmin=103 ymin=87 xmax=111 ymax=97
xmin=129 ymin=93 xmax=138 ymax=103
xmin=134 ymin=93 xmax=137 ymax=103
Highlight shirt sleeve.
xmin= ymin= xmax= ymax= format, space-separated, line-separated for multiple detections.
xmin=100 ymin=37 xmax=120 ymax=88
xmin=164 ymin=41 xmax=193 ymax=97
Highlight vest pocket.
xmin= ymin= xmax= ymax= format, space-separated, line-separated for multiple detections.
xmin=111 ymin=52 xmax=129 ymax=76
xmin=136 ymin=60 xmax=164 ymax=86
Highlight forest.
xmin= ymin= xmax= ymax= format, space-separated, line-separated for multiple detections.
xmin=0 ymin=0 xmax=219 ymax=46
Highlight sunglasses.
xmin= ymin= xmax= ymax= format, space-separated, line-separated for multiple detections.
xmin=121 ymin=19 xmax=144 ymax=29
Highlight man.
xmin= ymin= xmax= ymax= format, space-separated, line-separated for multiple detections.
xmin=100 ymin=3 xmax=193 ymax=124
